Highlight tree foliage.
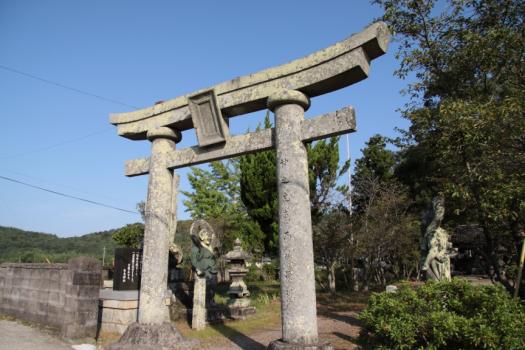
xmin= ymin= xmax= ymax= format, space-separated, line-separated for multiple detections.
xmin=313 ymin=207 xmax=352 ymax=294
xmin=373 ymin=0 xmax=525 ymax=292
xmin=183 ymin=160 xmax=243 ymax=219
xmin=347 ymin=134 xmax=421 ymax=288
xmin=239 ymin=113 xmax=351 ymax=255
xmin=308 ymin=137 xmax=350 ymax=222
xmin=239 ymin=113 xmax=279 ymax=255
xmin=183 ymin=158 xmax=265 ymax=256
xmin=353 ymin=175 xmax=420 ymax=288
xmin=352 ymin=134 xmax=396 ymax=214
xmin=112 ymin=223 xmax=144 ymax=249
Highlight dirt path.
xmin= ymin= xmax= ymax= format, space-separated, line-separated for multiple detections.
xmin=0 ymin=319 xmax=71 ymax=350
xmin=2 ymin=306 xmax=363 ymax=350
xmin=1 ymin=292 xmax=366 ymax=350
xmin=213 ymin=311 xmax=361 ymax=350
xmin=195 ymin=301 xmax=364 ymax=350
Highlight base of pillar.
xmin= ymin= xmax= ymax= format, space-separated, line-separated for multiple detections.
xmin=106 ymin=322 xmax=198 ymax=350
xmin=267 ymin=339 xmax=333 ymax=350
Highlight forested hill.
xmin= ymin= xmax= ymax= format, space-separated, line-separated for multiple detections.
xmin=0 ymin=225 xmax=120 ymax=264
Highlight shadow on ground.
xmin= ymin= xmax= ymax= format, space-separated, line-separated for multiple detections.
xmin=317 ymin=308 xmax=363 ymax=328
xmin=210 ymin=323 xmax=266 ymax=350
xmin=333 ymin=331 xmax=359 ymax=343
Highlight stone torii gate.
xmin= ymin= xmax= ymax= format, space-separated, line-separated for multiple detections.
xmin=110 ymin=22 xmax=389 ymax=350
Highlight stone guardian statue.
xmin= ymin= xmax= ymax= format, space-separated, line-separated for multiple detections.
xmin=189 ymin=220 xmax=218 ymax=329
xmin=421 ymin=196 xmax=454 ymax=281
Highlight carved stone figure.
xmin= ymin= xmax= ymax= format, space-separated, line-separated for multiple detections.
xmin=189 ymin=220 xmax=218 ymax=330
xmin=190 ymin=220 xmax=218 ymax=281
xmin=421 ymin=196 xmax=454 ymax=281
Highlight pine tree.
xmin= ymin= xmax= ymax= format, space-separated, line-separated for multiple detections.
xmin=240 ymin=113 xmax=279 ymax=255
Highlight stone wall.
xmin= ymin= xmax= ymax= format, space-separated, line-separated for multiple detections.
xmin=99 ymin=289 xmax=139 ymax=336
xmin=0 ymin=256 xmax=101 ymax=339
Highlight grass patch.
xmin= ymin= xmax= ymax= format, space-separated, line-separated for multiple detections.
xmin=178 ymin=301 xmax=281 ymax=340
xmin=176 ymin=280 xmax=282 ymax=346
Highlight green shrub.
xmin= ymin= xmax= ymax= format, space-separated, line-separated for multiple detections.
xmin=246 ymin=264 xmax=262 ymax=282
xmin=359 ymin=279 xmax=525 ymax=350
xmin=112 ymin=223 xmax=144 ymax=248
xmin=262 ymin=260 xmax=279 ymax=281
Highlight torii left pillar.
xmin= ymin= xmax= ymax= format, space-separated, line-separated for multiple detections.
xmin=139 ymin=126 xmax=180 ymax=323
xmin=108 ymin=126 xmax=196 ymax=350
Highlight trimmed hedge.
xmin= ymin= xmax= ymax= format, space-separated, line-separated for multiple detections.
xmin=359 ymin=279 xmax=525 ymax=350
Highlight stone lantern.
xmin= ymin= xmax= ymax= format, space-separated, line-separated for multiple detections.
xmin=223 ymin=238 xmax=256 ymax=319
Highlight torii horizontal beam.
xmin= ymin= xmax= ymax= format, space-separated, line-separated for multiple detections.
xmin=125 ymin=106 xmax=355 ymax=177
xmin=110 ymin=22 xmax=388 ymax=140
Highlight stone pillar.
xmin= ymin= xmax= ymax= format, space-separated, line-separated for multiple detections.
xmin=191 ymin=276 xmax=206 ymax=330
xmin=139 ymin=126 xmax=181 ymax=324
xmin=267 ymin=90 xmax=332 ymax=350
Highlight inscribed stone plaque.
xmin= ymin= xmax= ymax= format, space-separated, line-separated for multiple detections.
xmin=113 ymin=248 xmax=142 ymax=290
xmin=188 ymin=89 xmax=229 ymax=147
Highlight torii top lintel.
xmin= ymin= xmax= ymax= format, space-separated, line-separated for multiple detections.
xmin=109 ymin=22 xmax=390 ymax=140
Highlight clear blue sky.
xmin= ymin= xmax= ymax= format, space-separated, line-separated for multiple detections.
xmin=0 ymin=0 xmax=410 ymax=237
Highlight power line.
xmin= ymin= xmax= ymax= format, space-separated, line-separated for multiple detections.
xmin=0 ymin=64 xmax=139 ymax=109
xmin=0 ymin=167 xmax=123 ymax=203
xmin=0 ymin=174 xmax=139 ymax=215
xmin=0 ymin=129 xmax=110 ymax=159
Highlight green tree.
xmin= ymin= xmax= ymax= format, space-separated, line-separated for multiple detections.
xmin=350 ymin=135 xmax=420 ymax=288
xmin=374 ymin=0 xmax=525 ymax=292
xmin=240 ymin=113 xmax=279 ymax=255
xmin=307 ymin=137 xmax=350 ymax=222
xmin=112 ymin=223 xmax=144 ymax=248
xmin=240 ymin=113 xmax=351 ymax=255
xmin=352 ymin=134 xmax=396 ymax=214
xmin=352 ymin=174 xmax=420 ymax=289
xmin=183 ymin=159 xmax=266 ymax=256
xmin=182 ymin=160 xmax=243 ymax=219
xmin=313 ymin=207 xmax=352 ymax=294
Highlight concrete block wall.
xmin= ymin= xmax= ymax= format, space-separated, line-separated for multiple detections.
xmin=0 ymin=257 xmax=101 ymax=339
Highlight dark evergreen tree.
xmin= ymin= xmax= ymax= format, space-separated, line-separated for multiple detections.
xmin=352 ymin=134 xmax=396 ymax=214
xmin=240 ymin=113 xmax=279 ymax=255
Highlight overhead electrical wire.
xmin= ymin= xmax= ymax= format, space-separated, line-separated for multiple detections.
xmin=0 ymin=174 xmax=139 ymax=215
xmin=0 ymin=129 xmax=110 ymax=159
xmin=0 ymin=64 xmax=139 ymax=109
xmin=0 ymin=167 xmax=123 ymax=203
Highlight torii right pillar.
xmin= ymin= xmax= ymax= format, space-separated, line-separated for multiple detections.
xmin=267 ymin=89 xmax=332 ymax=350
